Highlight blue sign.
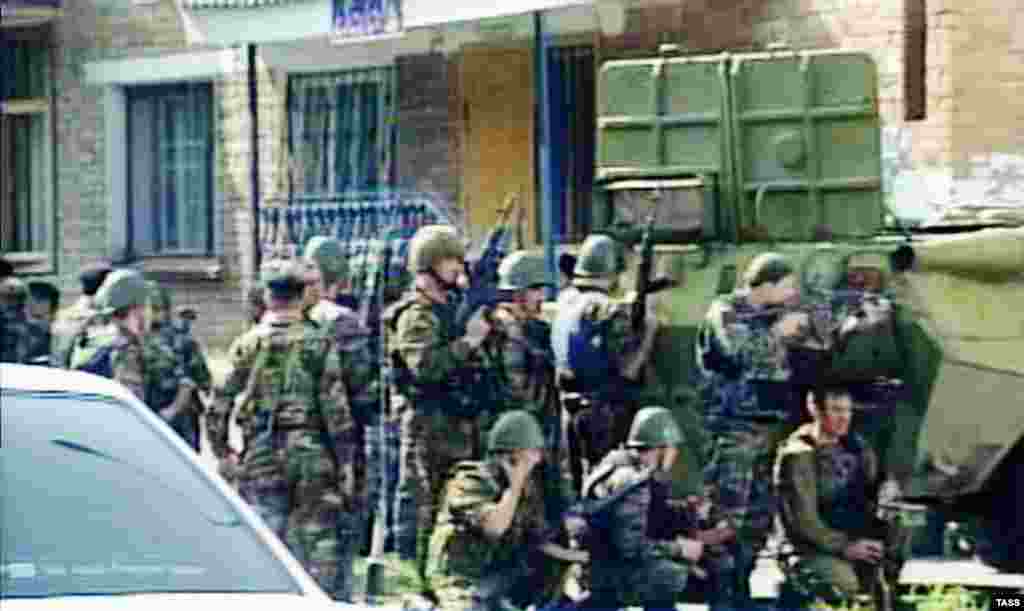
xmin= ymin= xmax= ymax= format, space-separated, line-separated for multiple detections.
xmin=333 ymin=0 xmax=402 ymax=40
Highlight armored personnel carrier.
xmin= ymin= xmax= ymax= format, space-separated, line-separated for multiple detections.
xmin=578 ymin=45 xmax=1024 ymax=572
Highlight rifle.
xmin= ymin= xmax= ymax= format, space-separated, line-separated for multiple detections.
xmin=364 ymin=225 xmax=401 ymax=605
xmin=631 ymin=212 xmax=657 ymax=334
xmin=455 ymin=193 xmax=521 ymax=334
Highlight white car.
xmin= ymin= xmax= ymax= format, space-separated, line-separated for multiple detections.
xmin=0 ymin=364 xmax=379 ymax=610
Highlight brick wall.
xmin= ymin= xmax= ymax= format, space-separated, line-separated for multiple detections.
xmin=48 ymin=0 xmax=268 ymax=350
xmin=395 ymin=53 xmax=459 ymax=208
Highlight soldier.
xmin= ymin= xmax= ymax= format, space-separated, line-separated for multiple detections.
xmin=427 ymin=410 xmax=584 ymax=611
xmin=144 ymin=281 xmax=213 ymax=450
xmin=579 ymin=406 xmax=705 ymax=611
xmin=302 ymin=236 xmax=348 ymax=327
xmin=69 ymin=269 xmax=149 ymax=400
xmin=487 ymin=251 xmax=569 ymax=515
xmin=303 ymin=235 xmax=381 ymax=593
xmin=0 ymin=276 xmax=34 ymax=364
xmin=208 ymin=260 xmax=358 ymax=600
xmin=695 ymin=252 xmax=891 ymax=611
xmin=552 ymin=234 xmax=660 ymax=486
xmin=775 ymin=382 xmax=906 ymax=608
xmin=51 ymin=263 xmax=112 ymax=368
xmin=383 ymin=224 xmax=493 ymax=589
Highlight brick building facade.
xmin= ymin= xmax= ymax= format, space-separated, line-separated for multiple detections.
xmin=3 ymin=0 xmax=1021 ymax=349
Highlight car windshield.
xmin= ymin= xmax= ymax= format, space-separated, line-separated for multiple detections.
xmin=0 ymin=390 xmax=301 ymax=598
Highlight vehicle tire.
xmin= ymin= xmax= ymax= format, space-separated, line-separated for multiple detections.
xmin=975 ymin=448 xmax=1024 ymax=573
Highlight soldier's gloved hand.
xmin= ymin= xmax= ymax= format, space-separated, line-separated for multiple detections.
xmin=464 ymin=307 xmax=493 ymax=349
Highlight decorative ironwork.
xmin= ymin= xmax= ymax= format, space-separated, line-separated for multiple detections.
xmin=259 ymin=190 xmax=450 ymax=298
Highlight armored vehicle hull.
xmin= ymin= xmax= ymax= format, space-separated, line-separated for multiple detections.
xmin=549 ymin=45 xmax=1024 ymax=572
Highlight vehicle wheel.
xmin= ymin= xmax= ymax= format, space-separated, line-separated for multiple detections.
xmin=975 ymin=450 xmax=1024 ymax=572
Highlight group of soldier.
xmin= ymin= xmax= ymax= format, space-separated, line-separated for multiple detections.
xmin=0 ymin=259 xmax=212 ymax=450
xmin=0 ymin=222 xmax=909 ymax=611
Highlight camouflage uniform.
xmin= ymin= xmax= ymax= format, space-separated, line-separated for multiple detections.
xmin=0 ymin=278 xmax=34 ymax=364
xmin=775 ymin=423 xmax=904 ymax=604
xmin=68 ymin=270 xmax=149 ymax=399
xmin=71 ymin=321 xmax=147 ymax=400
xmin=145 ymin=314 xmax=213 ymax=450
xmin=427 ymin=411 xmax=560 ymax=611
xmin=695 ymin=288 xmax=801 ymax=609
xmin=582 ymin=448 xmax=694 ymax=609
xmin=384 ymin=288 xmax=485 ymax=574
xmin=209 ymin=301 xmax=357 ymax=600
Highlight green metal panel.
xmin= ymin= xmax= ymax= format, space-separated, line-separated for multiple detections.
xmin=596 ymin=53 xmax=731 ymax=182
xmin=731 ymin=50 xmax=882 ymax=240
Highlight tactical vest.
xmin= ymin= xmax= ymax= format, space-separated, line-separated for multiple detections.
xmin=383 ymin=295 xmax=492 ymax=419
xmin=241 ymin=328 xmax=329 ymax=433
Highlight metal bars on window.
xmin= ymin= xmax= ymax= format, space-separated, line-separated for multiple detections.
xmin=288 ymin=67 xmax=396 ymax=199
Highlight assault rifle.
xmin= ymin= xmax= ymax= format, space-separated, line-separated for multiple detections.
xmin=455 ymin=193 xmax=522 ymax=334
xmin=631 ymin=212 xmax=657 ymax=333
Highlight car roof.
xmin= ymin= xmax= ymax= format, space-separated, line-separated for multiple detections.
xmin=0 ymin=363 xmax=139 ymax=403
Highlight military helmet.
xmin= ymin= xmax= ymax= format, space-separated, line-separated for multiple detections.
xmin=146 ymin=280 xmax=171 ymax=310
xmin=95 ymin=269 xmax=149 ymax=313
xmin=488 ymin=410 xmax=546 ymax=453
xmin=742 ymin=252 xmax=794 ymax=289
xmin=260 ymin=259 xmax=308 ymax=298
xmin=626 ymin=406 xmax=683 ymax=449
xmin=573 ymin=234 xmax=625 ymax=278
xmin=407 ymin=225 xmax=466 ymax=274
xmin=303 ymin=236 xmax=347 ymax=282
xmin=497 ymin=251 xmax=550 ymax=291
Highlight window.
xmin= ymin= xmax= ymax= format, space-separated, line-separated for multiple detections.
xmin=288 ymin=68 xmax=396 ymax=197
xmin=126 ymin=82 xmax=214 ymax=257
xmin=0 ymin=35 xmax=54 ymax=267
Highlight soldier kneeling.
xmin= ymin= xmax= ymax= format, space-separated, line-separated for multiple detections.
xmin=579 ymin=406 xmax=705 ymax=611
xmin=775 ymin=382 xmax=906 ymax=609
xmin=426 ymin=410 xmax=585 ymax=611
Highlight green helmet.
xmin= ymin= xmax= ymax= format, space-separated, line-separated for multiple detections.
xmin=626 ymin=406 xmax=683 ymax=449
xmin=260 ymin=259 xmax=308 ymax=298
xmin=95 ymin=269 xmax=149 ymax=313
xmin=497 ymin=251 xmax=549 ymax=291
xmin=574 ymin=234 xmax=625 ymax=278
xmin=488 ymin=410 xmax=546 ymax=453
xmin=146 ymin=281 xmax=171 ymax=310
xmin=407 ymin=225 xmax=466 ymax=274
xmin=303 ymin=236 xmax=347 ymax=284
